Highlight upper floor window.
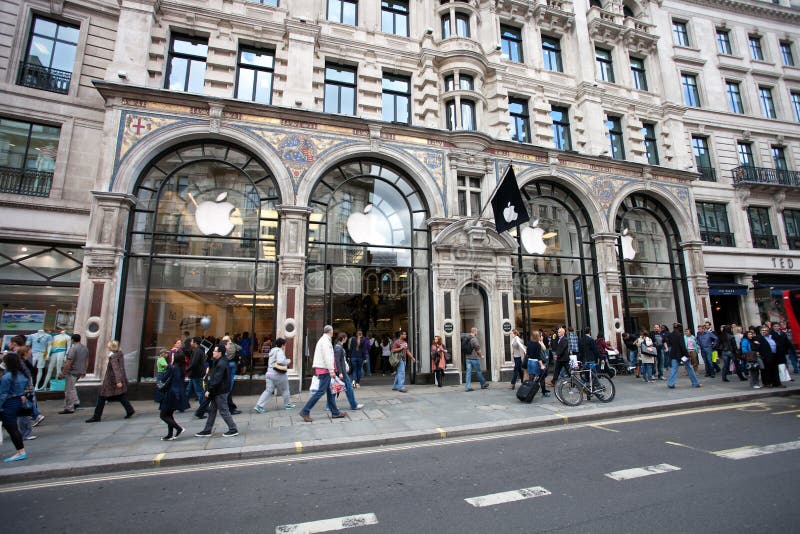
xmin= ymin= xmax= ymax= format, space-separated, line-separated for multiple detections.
xmin=725 ymin=81 xmax=744 ymax=114
xmin=508 ymin=98 xmax=530 ymax=143
xmin=0 ymin=117 xmax=60 ymax=197
xmin=692 ymin=135 xmax=713 ymax=180
xmin=444 ymin=73 xmax=473 ymax=91
xmin=642 ymin=123 xmax=658 ymax=165
xmin=716 ymin=29 xmax=732 ymax=55
xmin=792 ymin=92 xmax=800 ymax=122
xmin=630 ymin=56 xmax=648 ymax=91
xmin=550 ymin=106 xmax=572 ymax=151
xmin=758 ymin=86 xmax=776 ymax=118
xmin=681 ymin=73 xmax=700 ymax=107
xmin=324 ymin=63 xmax=356 ymax=115
xmin=500 ymin=25 xmax=523 ymax=63
xmin=445 ymin=98 xmax=476 ymax=131
xmin=737 ymin=141 xmax=754 ymax=167
xmin=748 ymin=206 xmax=776 ymax=248
xmin=382 ymin=73 xmax=411 ymax=124
xmin=542 ymin=36 xmax=563 ymax=72
xmin=696 ymin=202 xmax=733 ymax=247
xmin=780 ymin=41 xmax=795 ymax=67
xmin=441 ymin=12 xmax=470 ymax=39
xmin=18 ymin=16 xmax=79 ymax=95
xmin=328 ymin=0 xmax=358 ymax=26
xmin=595 ymin=47 xmax=614 ymax=83
xmin=784 ymin=209 xmax=800 ymax=250
xmin=606 ymin=116 xmax=625 ymax=160
xmin=772 ymin=146 xmax=788 ymax=170
xmin=749 ymin=34 xmax=764 ymax=61
xmin=457 ymin=175 xmax=482 ymax=217
xmin=235 ymin=47 xmax=274 ymax=105
xmin=672 ymin=21 xmax=690 ymax=47
xmin=381 ymin=1 xmax=409 ymax=37
xmin=166 ymin=34 xmax=208 ymax=93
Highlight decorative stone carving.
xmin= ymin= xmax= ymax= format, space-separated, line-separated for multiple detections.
xmin=87 ymin=266 xmax=116 ymax=279
xmin=280 ymin=271 xmax=304 ymax=286
xmin=209 ymin=103 xmax=223 ymax=133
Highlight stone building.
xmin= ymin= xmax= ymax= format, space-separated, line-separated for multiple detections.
xmin=1 ymin=0 xmax=798 ymax=390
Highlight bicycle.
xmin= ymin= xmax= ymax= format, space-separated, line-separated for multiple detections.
xmin=556 ymin=362 xmax=616 ymax=406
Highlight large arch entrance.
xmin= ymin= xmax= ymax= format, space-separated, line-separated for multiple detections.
xmin=304 ymin=158 xmax=431 ymax=385
xmin=117 ymin=141 xmax=281 ymax=379
xmin=512 ymin=180 xmax=601 ymax=338
xmin=615 ymin=193 xmax=691 ymax=334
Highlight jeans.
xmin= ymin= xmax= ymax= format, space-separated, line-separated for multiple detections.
xmin=364 ymin=355 xmax=372 ymax=376
xmin=721 ymin=351 xmax=745 ymax=381
xmin=393 ymin=360 xmax=406 ymax=390
xmin=700 ymin=347 xmax=715 ymax=377
xmin=228 ymin=361 xmax=237 ymax=392
xmin=301 ymin=373 xmax=340 ymax=416
xmin=327 ymin=371 xmax=359 ymax=410
xmin=465 ymin=358 xmax=487 ymax=390
xmin=628 ymin=349 xmax=638 ymax=368
xmin=657 ymin=349 xmax=666 ymax=379
xmin=511 ymin=357 xmax=524 ymax=386
xmin=641 ymin=363 xmax=654 ymax=382
xmin=201 ymin=392 xmax=237 ymax=433
xmin=787 ymin=351 xmax=799 ymax=374
xmin=667 ymin=358 xmax=700 ymax=387
xmin=186 ymin=377 xmax=204 ymax=403
xmin=552 ymin=360 xmax=570 ymax=382
xmin=351 ymin=357 xmax=364 ymax=384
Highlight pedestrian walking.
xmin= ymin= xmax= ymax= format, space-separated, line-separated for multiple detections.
xmin=380 ymin=336 xmax=392 ymax=376
xmin=696 ymin=325 xmax=718 ymax=378
xmin=194 ymin=345 xmax=239 ymax=437
xmin=666 ymin=323 xmax=701 ymax=388
xmin=7 ymin=336 xmax=42 ymax=438
xmin=741 ymin=329 xmax=762 ymax=389
xmin=684 ymin=327 xmax=700 ymax=374
xmin=186 ymin=337 xmax=206 ymax=403
xmin=329 ymin=332 xmax=363 ymax=411
xmin=391 ymin=331 xmax=415 ymax=392
xmin=546 ymin=327 xmax=569 ymax=387
xmin=637 ymin=329 xmax=656 ymax=383
xmin=159 ymin=351 xmax=188 ymax=440
xmin=57 ymin=334 xmax=88 ymax=415
xmin=524 ymin=331 xmax=550 ymax=398
xmin=254 ymin=338 xmax=296 ymax=412
xmin=85 ymin=340 xmax=135 ymax=422
xmin=463 ymin=327 xmax=489 ymax=391
xmin=1 ymin=351 xmax=30 ymax=462
xmin=431 ymin=335 xmax=448 ymax=387
xmin=348 ymin=330 xmax=369 ymax=387
xmin=510 ymin=329 xmax=526 ymax=390
xmin=299 ymin=326 xmax=346 ymax=422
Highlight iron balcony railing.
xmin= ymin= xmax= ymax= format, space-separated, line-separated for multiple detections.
xmin=732 ymin=165 xmax=800 ymax=187
xmin=750 ymin=233 xmax=778 ymax=249
xmin=0 ymin=167 xmax=53 ymax=197
xmin=697 ymin=166 xmax=717 ymax=182
xmin=17 ymin=61 xmax=71 ymax=94
xmin=700 ymin=231 xmax=735 ymax=247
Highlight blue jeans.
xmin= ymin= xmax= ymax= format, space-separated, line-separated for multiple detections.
xmin=393 ymin=359 xmax=406 ymax=390
xmin=700 ymin=347 xmax=715 ymax=376
xmin=667 ymin=358 xmax=700 ymax=387
xmin=657 ymin=349 xmax=666 ymax=378
xmin=301 ymin=373 xmax=340 ymax=416
xmin=186 ymin=377 xmax=204 ymax=402
xmin=228 ymin=361 xmax=237 ymax=391
xmin=628 ymin=348 xmax=638 ymax=368
xmin=465 ymin=358 xmax=487 ymax=390
xmin=327 ymin=371 xmax=359 ymax=410
xmin=787 ymin=350 xmax=799 ymax=373
xmin=364 ymin=355 xmax=372 ymax=376
xmin=641 ymin=363 xmax=654 ymax=381
xmin=351 ymin=357 xmax=364 ymax=384
xmin=721 ymin=351 xmax=745 ymax=381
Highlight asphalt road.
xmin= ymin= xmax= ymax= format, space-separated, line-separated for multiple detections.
xmin=3 ymin=397 xmax=799 ymax=534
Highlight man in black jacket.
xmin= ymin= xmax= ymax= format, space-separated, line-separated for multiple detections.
xmin=666 ymin=323 xmax=701 ymax=389
xmin=546 ymin=327 xmax=569 ymax=387
xmin=186 ymin=337 xmax=205 ymax=403
xmin=194 ymin=345 xmax=238 ymax=437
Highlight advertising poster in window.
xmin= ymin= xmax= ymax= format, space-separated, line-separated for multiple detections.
xmin=0 ymin=310 xmax=46 ymax=331
xmin=55 ymin=310 xmax=76 ymax=330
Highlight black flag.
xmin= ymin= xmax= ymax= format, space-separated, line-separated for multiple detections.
xmin=490 ymin=165 xmax=529 ymax=234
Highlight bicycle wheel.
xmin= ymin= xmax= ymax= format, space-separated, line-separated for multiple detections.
xmin=600 ymin=365 xmax=616 ymax=379
xmin=593 ymin=375 xmax=616 ymax=403
xmin=558 ymin=377 xmax=584 ymax=406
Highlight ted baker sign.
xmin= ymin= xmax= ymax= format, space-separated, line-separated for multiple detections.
xmin=772 ymin=257 xmax=797 ymax=270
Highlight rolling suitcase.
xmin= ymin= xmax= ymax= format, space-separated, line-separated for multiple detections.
xmin=516 ymin=377 xmax=540 ymax=403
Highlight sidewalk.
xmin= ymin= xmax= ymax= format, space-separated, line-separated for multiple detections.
xmin=2 ymin=374 xmax=798 ymax=482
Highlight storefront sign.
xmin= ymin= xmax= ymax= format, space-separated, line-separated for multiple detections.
xmin=772 ymin=257 xmax=797 ymax=270
xmin=502 ymin=320 xmax=513 ymax=334
xmin=443 ymin=321 xmax=454 ymax=334
xmin=573 ymin=278 xmax=583 ymax=306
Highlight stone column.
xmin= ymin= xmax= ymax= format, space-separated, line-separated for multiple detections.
xmin=592 ymin=232 xmax=624 ymax=344
xmin=681 ymin=240 xmax=709 ymax=328
xmin=276 ymin=206 xmax=311 ymax=393
xmin=737 ymin=274 xmax=760 ymax=327
xmin=75 ymin=192 xmax=136 ymax=381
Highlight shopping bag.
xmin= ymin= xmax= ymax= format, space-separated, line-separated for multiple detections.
xmin=309 ymin=375 xmax=320 ymax=393
xmin=778 ymin=363 xmax=791 ymax=383
xmin=711 ymin=350 xmax=718 ymax=363
xmin=49 ymin=378 xmax=66 ymax=392
xmin=330 ymin=377 xmax=345 ymax=394
xmin=729 ymin=360 xmax=736 ymax=373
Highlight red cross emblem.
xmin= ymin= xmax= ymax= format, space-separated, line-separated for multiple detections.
xmin=130 ymin=117 xmax=148 ymax=135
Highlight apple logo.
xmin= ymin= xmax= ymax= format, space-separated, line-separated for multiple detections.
xmin=620 ymin=228 xmax=637 ymax=260
xmin=521 ymin=219 xmax=547 ymax=255
xmin=503 ymin=202 xmax=518 ymax=223
xmin=195 ymin=192 xmax=236 ymax=236
xmin=346 ymin=204 xmax=387 ymax=245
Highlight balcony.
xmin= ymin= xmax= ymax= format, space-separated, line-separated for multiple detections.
xmin=0 ymin=167 xmax=53 ymax=197
xmin=750 ymin=233 xmax=778 ymax=249
xmin=16 ymin=61 xmax=71 ymax=94
xmin=697 ymin=166 xmax=717 ymax=182
xmin=532 ymin=0 xmax=575 ymax=34
xmin=732 ymin=165 xmax=800 ymax=188
xmin=701 ymin=231 xmax=735 ymax=247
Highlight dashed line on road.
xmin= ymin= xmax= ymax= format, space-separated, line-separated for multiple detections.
xmin=665 ymin=441 xmax=711 ymax=454
xmin=772 ymin=409 xmax=800 ymax=415
xmin=714 ymin=440 xmax=800 ymax=460
xmin=589 ymin=424 xmax=620 ymax=433
xmin=605 ymin=464 xmax=681 ymax=481
xmin=275 ymin=513 xmax=378 ymax=534
xmin=465 ymin=486 xmax=551 ymax=508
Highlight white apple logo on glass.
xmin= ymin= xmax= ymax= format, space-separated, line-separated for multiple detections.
xmin=521 ymin=219 xmax=547 ymax=255
xmin=503 ymin=202 xmax=518 ymax=223
xmin=346 ymin=204 xmax=388 ymax=245
xmin=620 ymin=228 xmax=637 ymax=260
xmin=195 ymin=192 xmax=236 ymax=236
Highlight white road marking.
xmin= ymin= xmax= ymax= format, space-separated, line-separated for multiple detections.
xmin=605 ymin=464 xmax=681 ymax=481
xmin=465 ymin=486 xmax=551 ymax=507
xmin=714 ymin=440 xmax=800 ymax=460
xmin=275 ymin=513 xmax=378 ymax=534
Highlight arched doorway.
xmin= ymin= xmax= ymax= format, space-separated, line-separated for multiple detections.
xmin=304 ymin=158 xmax=431 ymax=385
xmin=117 ymin=141 xmax=281 ymax=379
xmin=459 ymin=283 xmax=490 ymax=379
xmin=512 ymin=180 xmax=600 ymax=338
xmin=615 ymin=193 xmax=691 ymax=333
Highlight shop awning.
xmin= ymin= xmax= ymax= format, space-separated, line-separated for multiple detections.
xmin=708 ymin=283 xmax=749 ymax=296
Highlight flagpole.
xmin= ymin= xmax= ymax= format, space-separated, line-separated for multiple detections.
xmin=475 ymin=160 xmax=513 ymax=223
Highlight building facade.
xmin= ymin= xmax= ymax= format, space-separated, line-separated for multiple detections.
xmin=1 ymin=0 xmax=798 ymax=389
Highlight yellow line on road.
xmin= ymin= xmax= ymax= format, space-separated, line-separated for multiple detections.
xmin=153 ymin=453 xmax=165 ymax=464
xmin=294 ymin=441 xmax=302 ymax=453
xmin=436 ymin=427 xmax=446 ymax=438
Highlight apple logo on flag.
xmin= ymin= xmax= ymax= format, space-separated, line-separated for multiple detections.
xmin=620 ymin=228 xmax=636 ymax=260
xmin=195 ymin=192 xmax=236 ymax=236
xmin=503 ymin=202 xmax=518 ymax=223
xmin=521 ymin=219 xmax=547 ymax=255
xmin=346 ymin=204 xmax=387 ymax=245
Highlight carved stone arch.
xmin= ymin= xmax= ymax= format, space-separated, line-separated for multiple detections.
xmin=608 ymin=182 xmax=697 ymax=240
xmin=431 ymin=218 xmax=517 ymax=252
xmin=295 ymin=142 xmax=446 ymax=218
xmin=111 ymin=124 xmax=295 ymax=204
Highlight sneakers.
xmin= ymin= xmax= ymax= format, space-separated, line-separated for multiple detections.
xmin=194 ymin=430 xmax=212 ymax=437
xmin=253 ymin=406 xmax=265 ymax=414
xmin=23 ymin=435 xmax=37 ymax=440
xmin=465 ymin=388 xmax=474 ymax=392
xmin=4 ymin=453 xmax=26 ymax=463
xmin=481 ymin=383 xmax=490 ymax=389
xmin=398 ymin=388 xmax=408 ymax=393
xmin=284 ymin=403 xmax=296 ymax=409
xmin=353 ymin=403 xmax=364 ymax=410
xmin=161 ymin=435 xmax=176 ymax=441
xmin=222 ymin=430 xmax=239 ymax=438
xmin=33 ymin=415 xmax=45 ymax=427
xmin=331 ymin=413 xmax=347 ymax=419
xmin=753 ymin=385 xmax=762 ymax=389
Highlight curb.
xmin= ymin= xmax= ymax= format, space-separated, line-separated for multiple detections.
xmin=2 ymin=387 xmax=798 ymax=485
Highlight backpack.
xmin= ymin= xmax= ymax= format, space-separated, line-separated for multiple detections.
xmin=227 ymin=342 xmax=241 ymax=364
xmin=461 ymin=336 xmax=473 ymax=356
xmin=389 ymin=351 xmax=403 ymax=368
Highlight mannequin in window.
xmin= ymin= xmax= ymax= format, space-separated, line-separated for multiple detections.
xmin=29 ymin=329 xmax=52 ymax=390
xmin=40 ymin=327 xmax=71 ymax=390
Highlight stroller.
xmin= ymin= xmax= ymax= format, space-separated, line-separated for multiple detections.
xmin=604 ymin=349 xmax=631 ymax=376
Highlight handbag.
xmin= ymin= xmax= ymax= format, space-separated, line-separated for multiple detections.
xmin=156 ymin=373 xmax=172 ymax=393
xmin=389 ymin=351 xmax=403 ymax=368
xmin=273 ymin=362 xmax=288 ymax=373
xmin=642 ymin=345 xmax=658 ymax=356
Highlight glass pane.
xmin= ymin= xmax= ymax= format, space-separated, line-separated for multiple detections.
xmin=57 ymin=24 xmax=80 ymax=44
xmin=396 ymin=95 xmax=409 ymax=123
xmin=187 ymin=60 xmax=206 ymax=93
xmin=326 ymin=65 xmax=355 ymax=84
xmin=254 ymin=71 xmax=272 ymax=104
xmin=0 ymin=119 xmax=31 ymax=169
xmin=240 ymin=49 xmax=274 ymax=69
xmin=27 ymin=123 xmax=60 ymax=172
xmin=33 ymin=18 xmax=57 ymax=38
xmin=173 ymin=38 xmax=208 ymax=57
xmin=341 ymin=86 xmax=355 ymax=115
xmin=168 ymin=57 xmax=188 ymax=90
xmin=28 ymin=35 xmax=53 ymax=67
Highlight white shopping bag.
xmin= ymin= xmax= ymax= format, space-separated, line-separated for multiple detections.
xmin=569 ymin=354 xmax=579 ymax=369
xmin=309 ymin=375 xmax=320 ymax=393
xmin=778 ymin=363 xmax=791 ymax=383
